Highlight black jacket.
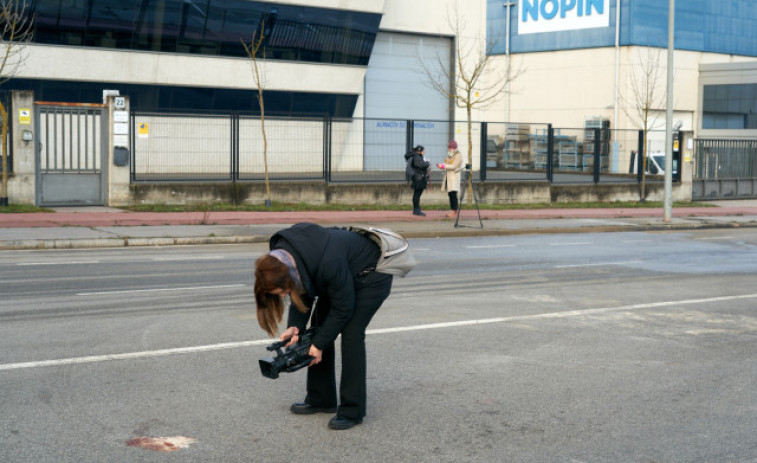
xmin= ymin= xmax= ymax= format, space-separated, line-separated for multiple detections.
xmin=404 ymin=151 xmax=430 ymax=189
xmin=269 ymin=223 xmax=380 ymax=349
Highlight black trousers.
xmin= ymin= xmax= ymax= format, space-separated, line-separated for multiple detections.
xmin=448 ymin=191 xmax=458 ymax=211
xmin=304 ymin=271 xmax=393 ymax=420
xmin=412 ymin=188 xmax=424 ymax=211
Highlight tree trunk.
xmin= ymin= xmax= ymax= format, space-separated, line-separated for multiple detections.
xmin=465 ymin=105 xmax=473 ymax=203
xmin=259 ymin=93 xmax=271 ymax=207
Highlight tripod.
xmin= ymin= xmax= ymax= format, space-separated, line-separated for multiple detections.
xmin=454 ymin=165 xmax=483 ymax=229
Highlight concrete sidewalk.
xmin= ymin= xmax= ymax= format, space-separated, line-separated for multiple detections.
xmin=1 ymin=201 xmax=757 ymax=250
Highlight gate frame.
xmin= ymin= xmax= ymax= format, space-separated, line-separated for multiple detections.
xmin=34 ymin=101 xmax=109 ymax=207
xmin=693 ymin=138 xmax=757 ymax=200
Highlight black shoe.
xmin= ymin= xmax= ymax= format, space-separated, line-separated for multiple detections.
xmin=327 ymin=416 xmax=363 ymax=430
xmin=412 ymin=210 xmax=426 ymax=216
xmin=290 ymin=402 xmax=337 ymax=415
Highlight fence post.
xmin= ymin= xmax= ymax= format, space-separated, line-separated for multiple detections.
xmin=547 ymin=124 xmax=554 ymax=182
xmin=406 ymin=120 xmax=414 ymax=154
xmin=231 ymin=113 xmax=239 ymax=182
xmin=593 ymin=128 xmax=601 ymax=184
xmin=673 ymin=130 xmax=682 ymax=183
xmin=636 ymin=129 xmax=644 ymax=183
xmin=480 ymin=122 xmax=488 ymax=181
xmin=129 ymin=111 xmax=135 ymax=183
xmin=323 ymin=115 xmax=332 ymax=183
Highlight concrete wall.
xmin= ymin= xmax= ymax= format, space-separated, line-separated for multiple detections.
xmin=128 ymin=180 xmax=687 ymax=207
xmin=8 ymin=91 xmax=36 ymax=204
xmin=106 ymin=95 xmax=131 ymax=206
xmin=19 ymin=43 xmax=368 ymax=97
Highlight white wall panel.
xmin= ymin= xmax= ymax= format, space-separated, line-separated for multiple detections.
xmin=20 ymin=45 xmax=366 ymax=95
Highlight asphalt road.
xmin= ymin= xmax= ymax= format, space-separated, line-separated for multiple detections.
xmin=1 ymin=230 xmax=757 ymax=462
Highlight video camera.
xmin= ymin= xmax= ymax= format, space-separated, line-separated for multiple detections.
xmin=258 ymin=329 xmax=315 ymax=379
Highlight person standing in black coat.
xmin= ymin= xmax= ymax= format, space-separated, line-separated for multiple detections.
xmin=405 ymin=145 xmax=430 ymax=216
xmin=254 ymin=223 xmax=393 ymax=430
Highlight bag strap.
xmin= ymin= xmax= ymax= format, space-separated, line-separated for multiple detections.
xmin=307 ymin=296 xmax=320 ymax=328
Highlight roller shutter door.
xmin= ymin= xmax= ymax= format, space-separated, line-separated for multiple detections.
xmin=364 ymin=32 xmax=452 ymax=169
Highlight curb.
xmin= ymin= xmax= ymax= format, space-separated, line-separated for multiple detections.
xmin=0 ymin=235 xmax=271 ymax=250
xmin=1 ymin=220 xmax=754 ymax=251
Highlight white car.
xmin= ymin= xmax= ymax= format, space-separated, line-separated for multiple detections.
xmin=632 ymin=151 xmax=678 ymax=176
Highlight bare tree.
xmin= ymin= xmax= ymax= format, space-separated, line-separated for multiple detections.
xmin=0 ymin=0 xmax=32 ymax=207
xmin=419 ymin=3 xmax=521 ymax=200
xmin=623 ymin=45 xmax=666 ymax=202
xmin=241 ymin=15 xmax=272 ymax=207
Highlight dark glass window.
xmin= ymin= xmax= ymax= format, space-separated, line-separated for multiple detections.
xmin=4 ymin=78 xmax=358 ymax=117
xmin=85 ymin=1 xmax=138 ymax=48
xmin=27 ymin=0 xmax=380 ymax=65
xmin=702 ymin=83 xmax=757 ymax=130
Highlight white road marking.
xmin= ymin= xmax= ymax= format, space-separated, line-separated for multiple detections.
xmin=17 ymin=261 xmax=100 ymax=266
xmin=549 ymin=242 xmax=592 ymax=246
xmin=696 ymin=236 xmax=736 ymax=241
xmin=465 ymin=244 xmax=516 ymax=249
xmin=14 ymin=256 xmax=227 ymax=266
xmin=554 ymin=260 xmax=642 ymax=269
xmin=77 ymin=284 xmax=246 ymax=296
xmin=3 ymin=293 xmax=755 ymax=371
xmin=367 ymin=293 xmax=757 ymax=335
xmin=0 ymin=340 xmax=270 ymax=371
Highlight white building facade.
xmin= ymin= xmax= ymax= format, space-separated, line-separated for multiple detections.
xmin=483 ymin=0 xmax=757 ymax=173
xmin=5 ymin=0 xmax=757 ymax=205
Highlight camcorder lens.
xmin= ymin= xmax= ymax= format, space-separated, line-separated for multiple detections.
xmin=259 ymin=358 xmax=280 ymax=379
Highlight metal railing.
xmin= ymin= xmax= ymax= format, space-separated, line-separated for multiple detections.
xmin=129 ymin=112 xmax=666 ymax=186
xmin=692 ymin=138 xmax=757 ymax=199
xmin=695 ymin=139 xmax=757 ymax=180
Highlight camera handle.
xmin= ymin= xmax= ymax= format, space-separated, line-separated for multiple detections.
xmin=269 ymin=296 xmax=319 ymax=353
xmin=266 ymin=340 xmax=288 ymax=353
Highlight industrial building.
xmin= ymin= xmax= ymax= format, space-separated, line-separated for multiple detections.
xmin=484 ymin=0 xmax=757 ymax=175
xmin=3 ymin=0 xmax=757 ymax=205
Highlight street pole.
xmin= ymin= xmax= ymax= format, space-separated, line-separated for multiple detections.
xmin=664 ymin=0 xmax=675 ymax=222
xmin=504 ymin=1 xmax=515 ymax=123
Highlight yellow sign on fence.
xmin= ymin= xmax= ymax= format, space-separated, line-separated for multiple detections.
xmin=19 ymin=108 xmax=31 ymax=125
xmin=138 ymin=122 xmax=149 ymax=138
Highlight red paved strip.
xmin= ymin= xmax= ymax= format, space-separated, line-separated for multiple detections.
xmin=1 ymin=207 xmax=756 ymax=228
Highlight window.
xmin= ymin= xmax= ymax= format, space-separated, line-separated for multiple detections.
xmin=28 ymin=0 xmax=380 ymax=65
xmin=702 ymin=83 xmax=757 ymax=130
xmin=4 ymin=78 xmax=358 ymax=117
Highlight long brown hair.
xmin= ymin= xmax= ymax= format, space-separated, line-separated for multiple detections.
xmin=253 ymin=254 xmax=307 ymax=337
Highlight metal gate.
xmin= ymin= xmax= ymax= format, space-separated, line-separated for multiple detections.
xmin=35 ymin=102 xmax=107 ymax=206
xmin=692 ymin=139 xmax=757 ymax=200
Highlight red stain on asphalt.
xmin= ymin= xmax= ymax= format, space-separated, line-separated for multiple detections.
xmin=126 ymin=436 xmax=195 ymax=452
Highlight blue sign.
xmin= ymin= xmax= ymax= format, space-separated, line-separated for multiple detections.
xmin=519 ymin=0 xmax=609 ymax=34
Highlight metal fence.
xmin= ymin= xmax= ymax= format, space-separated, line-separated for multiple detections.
xmin=695 ymin=139 xmax=757 ymax=180
xmin=130 ymin=112 xmax=664 ymax=185
xmin=692 ymin=138 xmax=757 ymax=200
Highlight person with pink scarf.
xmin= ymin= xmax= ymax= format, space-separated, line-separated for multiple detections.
xmin=436 ymin=140 xmax=464 ymax=218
